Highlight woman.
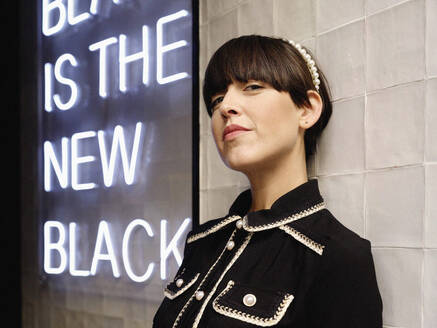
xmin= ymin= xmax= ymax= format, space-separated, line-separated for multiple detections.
xmin=153 ymin=35 xmax=383 ymax=327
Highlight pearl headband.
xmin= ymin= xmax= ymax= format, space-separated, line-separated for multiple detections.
xmin=287 ymin=40 xmax=320 ymax=92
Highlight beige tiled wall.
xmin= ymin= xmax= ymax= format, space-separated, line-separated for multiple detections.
xmin=199 ymin=0 xmax=437 ymax=327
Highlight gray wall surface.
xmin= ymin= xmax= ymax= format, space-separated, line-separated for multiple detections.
xmin=198 ymin=1 xmax=437 ymax=327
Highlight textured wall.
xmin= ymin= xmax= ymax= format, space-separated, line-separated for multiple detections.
xmin=199 ymin=0 xmax=437 ymax=327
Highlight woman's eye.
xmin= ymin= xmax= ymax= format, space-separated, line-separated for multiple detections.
xmin=245 ymin=84 xmax=262 ymax=90
xmin=210 ymin=96 xmax=224 ymax=111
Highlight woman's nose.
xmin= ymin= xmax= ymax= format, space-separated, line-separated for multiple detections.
xmin=221 ymin=105 xmax=240 ymax=117
xmin=220 ymin=87 xmax=242 ymax=117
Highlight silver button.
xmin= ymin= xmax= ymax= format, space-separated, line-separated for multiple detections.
xmin=236 ymin=219 xmax=243 ymax=229
xmin=226 ymin=241 xmax=235 ymax=250
xmin=195 ymin=291 xmax=205 ymax=301
xmin=243 ymin=294 xmax=257 ymax=307
xmin=176 ymin=279 xmax=184 ymax=287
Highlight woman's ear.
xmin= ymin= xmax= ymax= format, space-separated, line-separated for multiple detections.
xmin=299 ymin=90 xmax=323 ymax=129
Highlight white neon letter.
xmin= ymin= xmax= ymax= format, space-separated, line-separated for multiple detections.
xmin=122 ymin=219 xmax=155 ymax=282
xmin=53 ymin=54 xmax=79 ymax=111
xmin=42 ymin=0 xmax=66 ymax=36
xmin=44 ymin=63 xmax=53 ymax=112
xmin=90 ymin=220 xmax=120 ymax=277
xmin=156 ymin=10 xmax=189 ymax=85
xmin=89 ymin=37 xmax=118 ymax=98
xmin=69 ymin=222 xmax=90 ymax=276
xmin=44 ymin=221 xmax=67 ymax=274
xmin=67 ymin=0 xmax=91 ymax=25
xmin=90 ymin=0 xmax=120 ymax=15
xmin=44 ymin=138 xmax=69 ymax=192
xmin=98 ymin=122 xmax=143 ymax=187
xmin=71 ymin=131 xmax=97 ymax=190
xmin=160 ymin=218 xmax=191 ymax=279
xmin=119 ymin=25 xmax=149 ymax=92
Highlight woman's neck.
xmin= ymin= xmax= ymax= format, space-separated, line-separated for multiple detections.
xmin=246 ymin=149 xmax=308 ymax=213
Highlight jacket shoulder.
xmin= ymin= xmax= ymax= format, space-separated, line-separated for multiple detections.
xmin=310 ymin=209 xmax=374 ymax=274
xmin=288 ymin=208 xmax=371 ymax=259
xmin=318 ymin=208 xmax=370 ymax=251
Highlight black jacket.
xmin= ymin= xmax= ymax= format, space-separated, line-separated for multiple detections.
xmin=153 ymin=179 xmax=383 ymax=327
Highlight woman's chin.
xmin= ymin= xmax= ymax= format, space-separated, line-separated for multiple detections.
xmin=223 ymin=156 xmax=261 ymax=174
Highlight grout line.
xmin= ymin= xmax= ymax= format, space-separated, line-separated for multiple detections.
xmin=314 ymin=0 xmax=319 ymax=40
xmin=366 ymin=78 xmax=426 ymax=96
xmin=423 ymin=166 xmax=427 ymax=248
xmin=316 ymin=0 xmax=417 ymax=38
xmin=317 ymin=16 xmax=364 ymax=36
xmin=423 ymin=0 xmax=428 ymax=262
xmin=424 ymin=0 xmax=428 ymax=81
xmin=422 ymin=12 xmax=428 ymax=314
xmin=312 ymin=162 xmax=437 ymax=180
xmin=423 ymin=0 xmax=428 ymax=168
xmin=366 ymin=0 xmax=414 ymax=17
xmin=332 ymin=78 xmax=427 ymax=104
xmin=332 ymin=93 xmax=366 ymax=104
xmin=363 ymin=0 xmax=368 ymax=239
xmin=422 ymin=10 xmax=427 ymax=288
xmin=316 ymin=163 xmax=425 ymax=178
xmin=272 ymin=0 xmax=277 ymax=36
xmin=330 ymin=92 xmax=366 ymax=103
xmin=313 ymin=162 xmax=437 ymax=180
xmin=372 ymin=245 xmax=435 ymax=250
xmin=421 ymin=247 xmax=425 ymax=328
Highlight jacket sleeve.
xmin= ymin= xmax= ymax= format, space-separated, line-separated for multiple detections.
xmin=306 ymin=239 xmax=383 ymax=328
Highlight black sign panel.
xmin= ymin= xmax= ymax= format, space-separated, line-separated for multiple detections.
xmin=38 ymin=0 xmax=193 ymax=309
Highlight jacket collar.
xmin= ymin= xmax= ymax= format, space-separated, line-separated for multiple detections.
xmin=228 ymin=178 xmax=326 ymax=231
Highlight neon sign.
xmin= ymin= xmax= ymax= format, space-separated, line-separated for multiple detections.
xmin=44 ymin=218 xmax=191 ymax=281
xmin=44 ymin=9 xmax=190 ymax=111
xmin=44 ymin=123 xmax=143 ymax=191
xmin=40 ymin=0 xmax=193 ymax=284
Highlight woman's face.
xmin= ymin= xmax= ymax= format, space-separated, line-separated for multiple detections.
xmin=210 ymin=80 xmax=305 ymax=173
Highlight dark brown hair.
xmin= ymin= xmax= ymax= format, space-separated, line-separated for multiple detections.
xmin=202 ymin=35 xmax=332 ymax=164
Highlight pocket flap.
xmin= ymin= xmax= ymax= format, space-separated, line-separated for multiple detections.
xmin=212 ymin=280 xmax=294 ymax=327
xmin=164 ymin=270 xmax=200 ymax=300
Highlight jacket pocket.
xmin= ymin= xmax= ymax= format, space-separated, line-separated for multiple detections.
xmin=164 ymin=270 xmax=200 ymax=300
xmin=212 ymin=280 xmax=294 ymax=327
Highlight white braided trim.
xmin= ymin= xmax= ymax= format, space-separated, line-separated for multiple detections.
xmin=212 ymin=280 xmax=294 ymax=327
xmin=164 ymin=273 xmax=200 ymax=300
xmin=242 ymin=202 xmax=326 ymax=232
xmin=172 ymin=229 xmax=238 ymax=328
xmin=187 ymin=215 xmax=241 ymax=244
xmin=192 ymin=233 xmax=253 ymax=328
xmin=171 ymin=292 xmax=195 ymax=328
xmin=278 ymin=225 xmax=325 ymax=255
xmin=288 ymin=40 xmax=320 ymax=92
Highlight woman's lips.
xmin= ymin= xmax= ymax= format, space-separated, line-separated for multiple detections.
xmin=223 ymin=124 xmax=251 ymax=141
xmin=224 ymin=129 xmax=250 ymax=141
